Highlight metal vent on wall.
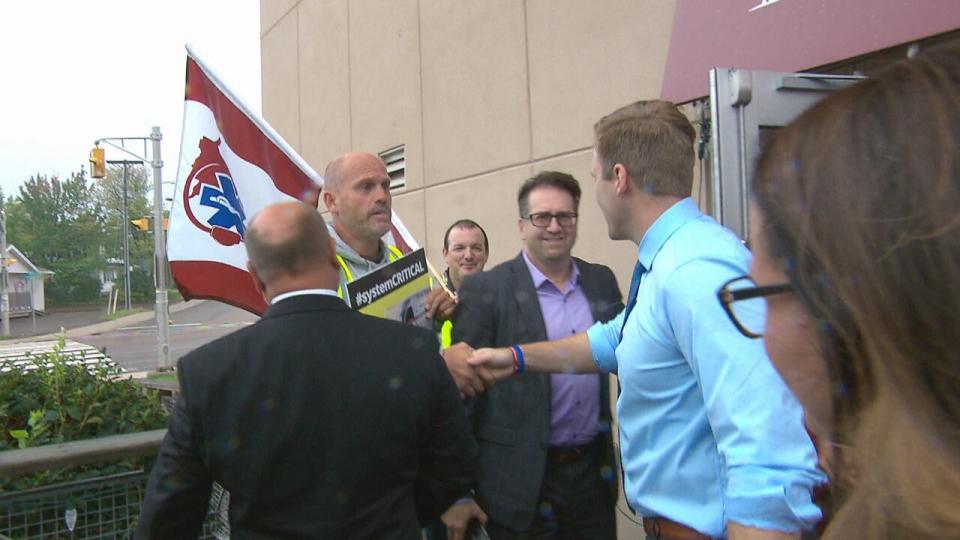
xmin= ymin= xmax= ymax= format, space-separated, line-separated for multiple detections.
xmin=379 ymin=145 xmax=405 ymax=191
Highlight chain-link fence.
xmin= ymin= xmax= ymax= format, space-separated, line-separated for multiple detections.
xmin=0 ymin=464 xmax=223 ymax=539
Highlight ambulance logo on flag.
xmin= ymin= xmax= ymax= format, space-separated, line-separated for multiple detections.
xmin=182 ymin=137 xmax=247 ymax=247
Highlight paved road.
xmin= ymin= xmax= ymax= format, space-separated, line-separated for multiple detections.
xmin=74 ymin=301 xmax=258 ymax=372
xmin=7 ymin=306 xmax=106 ymax=339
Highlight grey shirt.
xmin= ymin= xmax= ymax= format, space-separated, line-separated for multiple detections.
xmin=328 ymin=222 xmax=399 ymax=306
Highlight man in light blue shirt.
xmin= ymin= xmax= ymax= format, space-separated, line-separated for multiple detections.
xmin=447 ymin=101 xmax=825 ymax=539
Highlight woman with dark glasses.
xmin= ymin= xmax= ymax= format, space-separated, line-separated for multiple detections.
xmin=720 ymin=42 xmax=960 ymax=538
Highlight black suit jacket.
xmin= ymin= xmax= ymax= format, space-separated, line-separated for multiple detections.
xmin=136 ymin=295 xmax=477 ymax=539
xmin=452 ymin=254 xmax=622 ymax=530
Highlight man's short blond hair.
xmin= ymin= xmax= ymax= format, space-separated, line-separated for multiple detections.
xmin=594 ymin=100 xmax=695 ymax=198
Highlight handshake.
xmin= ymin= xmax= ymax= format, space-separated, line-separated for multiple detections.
xmin=442 ymin=343 xmax=520 ymax=398
xmin=442 ymin=334 xmax=591 ymax=398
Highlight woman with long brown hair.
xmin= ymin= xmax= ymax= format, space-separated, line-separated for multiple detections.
xmin=726 ymin=42 xmax=960 ymax=538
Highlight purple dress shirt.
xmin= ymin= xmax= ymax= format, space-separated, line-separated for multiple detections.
xmin=522 ymin=252 xmax=600 ymax=448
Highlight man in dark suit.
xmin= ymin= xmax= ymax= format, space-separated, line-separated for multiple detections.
xmin=136 ymin=201 xmax=478 ymax=539
xmin=446 ymin=172 xmax=622 ymax=539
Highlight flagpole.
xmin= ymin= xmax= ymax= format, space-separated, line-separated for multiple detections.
xmin=425 ymin=259 xmax=454 ymax=297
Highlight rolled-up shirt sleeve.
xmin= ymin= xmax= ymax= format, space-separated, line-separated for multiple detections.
xmin=662 ymin=258 xmax=826 ymax=532
xmin=586 ymin=309 xmax=624 ymax=374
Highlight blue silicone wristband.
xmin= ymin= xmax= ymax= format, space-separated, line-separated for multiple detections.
xmin=510 ymin=344 xmax=525 ymax=374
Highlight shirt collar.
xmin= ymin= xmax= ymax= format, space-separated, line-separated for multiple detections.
xmin=521 ymin=250 xmax=580 ymax=290
xmin=637 ymin=197 xmax=701 ymax=270
xmin=271 ymin=288 xmax=340 ymax=305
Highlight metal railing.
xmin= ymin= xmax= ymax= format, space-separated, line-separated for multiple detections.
xmin=0 ymin=431 xmax=164 ymax=479
xmin=0 ymin=430 xmax=224 ymax=539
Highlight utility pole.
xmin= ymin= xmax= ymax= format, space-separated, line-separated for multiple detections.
xmin=106 ymin=159 xmax=141 ymax=312
xmin=0 ymin=198 xmax=8 ymax=337
xmin=123 ymin=164 xmax=131 ymax=311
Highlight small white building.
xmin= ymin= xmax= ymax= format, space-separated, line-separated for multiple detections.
xmin=99 ymin=257 xmax=124 ymax=294
xmin=3 ymin=244 xmax=53 ymax=314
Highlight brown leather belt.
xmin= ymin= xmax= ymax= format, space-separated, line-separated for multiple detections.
xmin=643 ymin=517 xmax=712 ymax=540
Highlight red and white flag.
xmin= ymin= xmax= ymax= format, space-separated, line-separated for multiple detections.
xmin=169 ymin=46 xmax=417 ymax=315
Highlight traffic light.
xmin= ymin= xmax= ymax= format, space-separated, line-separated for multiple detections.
xmin=89 ymin=147 xmax=106 ymax=178
xmin=131 ymin=217 xmax=169 ymax=232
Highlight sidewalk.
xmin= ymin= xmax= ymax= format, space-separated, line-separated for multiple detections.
xmin=5 ymin=300 xmax=202 ymax=345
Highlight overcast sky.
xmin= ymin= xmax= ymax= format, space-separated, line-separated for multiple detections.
xmin=0 ymin=0 xmax=261 ymax=202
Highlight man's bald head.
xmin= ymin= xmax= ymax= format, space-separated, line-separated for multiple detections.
xmin=323 ymin=152 xmax=388 ymax=194
xmin=321 ymin=152 xmax=393 ymax=260
xmin=246 ymin=201 xmax=332 ymax=285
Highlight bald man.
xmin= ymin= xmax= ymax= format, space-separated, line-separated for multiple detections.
xmin=322 ymin=151 xmax=456 ymax=321
xmin=136 ymin=201 xmax=478 ymax=539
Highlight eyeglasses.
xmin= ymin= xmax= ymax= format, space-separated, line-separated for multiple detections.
xmin=525 ymin=212 xmax=578 ymax=228
xmin=717 ymin=275 xmax=792 ymax=339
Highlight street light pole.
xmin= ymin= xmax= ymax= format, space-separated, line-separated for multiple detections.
xmin=150 ymin=126 xmax=170 ymax=370
xmin=92 ymin=128 xmax=170 ymax=371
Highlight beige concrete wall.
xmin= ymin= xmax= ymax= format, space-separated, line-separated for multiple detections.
xmin=261 ymin=3 xmax=679 ymax=535
xmin=260 ymin=0 xmax=297 ymax=36
xmin=349 ymin=0 xmax=425 ymax=190
xmin=526 ymin=0 xmax=674 ymax=159
xmin=420 ymin=1 xmax=532 ymax=184
xmin=393 ymin=189 xmax=426 ymax=251
xmin=261 ymin=0 xmax=677 ymax=287
xmin=297 ymin=0 xmax=351 ymax=170
xmin=260 ymin=6 xmax=300 ymax=151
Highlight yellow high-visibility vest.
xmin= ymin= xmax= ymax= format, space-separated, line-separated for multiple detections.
xmin=336 ymin=245 xmax=404 ymax=299
xmin=440 ymin=320 xmax=453 ymax=348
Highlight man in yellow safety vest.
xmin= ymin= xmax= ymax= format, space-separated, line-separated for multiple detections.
xmin=439 ymin=219 xmax=489 ymax=348
xmin=321 ymin=152 xmax=456 ymax=324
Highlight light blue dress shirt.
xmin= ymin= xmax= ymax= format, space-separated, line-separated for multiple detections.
xmin=586 ymin=198 xmax=825 ymax=537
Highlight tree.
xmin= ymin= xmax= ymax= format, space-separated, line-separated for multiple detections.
xmin=91 ymin=164 xmax=154 ymax=301
xmin=7 ymin=172 xmax=105 ymax=304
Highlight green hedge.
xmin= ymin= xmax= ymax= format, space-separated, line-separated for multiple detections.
xmin=0 ymin=338 xmax=169 ymax=491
